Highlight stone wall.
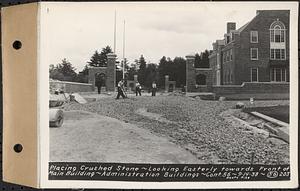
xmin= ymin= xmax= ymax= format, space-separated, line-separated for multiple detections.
xmin=50 ymin=80 xmax=93 ymax=93
xmin=212 ymin=82 xmax=289 ymax=95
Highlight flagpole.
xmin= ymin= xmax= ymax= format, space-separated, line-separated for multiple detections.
xmin=122 ymin=20 xmax=126 ymax=79
xmin=113 ymin=10 xmax=117 ymax=53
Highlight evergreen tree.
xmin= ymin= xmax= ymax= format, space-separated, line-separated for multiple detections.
xmin=195 ymin=50 xmax=210 ymax=68
xmin=127 ymin=63 xmax=138 ymax=81
xmin=87 ymin=46 xmax=113 ymax=67
xmin=77 ymin=64 xmax=89 ymax=83
xmin=137 ymin=55 xmax=147 ymax=86
xmin=145 ymin=64 xmax=158 ymax=88
xmin=87 ymin=50 xmax=101 ymax=67
xmin=201 ymin=50 xmax=210 ymax=68
xmin=173 ymin=57 xmax=186 ymax=87
xmin=194 ymin=53 xmax=202 ymax=68
xmin=158 ymin=56 xmax=168 ymax=86
xmin=50 ymin=58 xmax=77 ymax=81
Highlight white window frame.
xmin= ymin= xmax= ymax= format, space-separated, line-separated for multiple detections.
xmin=250 ymin=31 xmax=258 ymax=43
xmin=251 ymin=68 xmax=258 ymax=82
xmin=270 ymin=48 xmax=286 ymax=60
xmin=270 ymin=68 xmax=287 ymax=82
xmin=270 ymin=21 xmax=286 ymax=43
xmin=280 ymin=49 xmax=286 ymax=60
xmin=227 ymin=51 xmax=230 ymax=62
xmin=250 ymin=48 xmax=258 ymax=60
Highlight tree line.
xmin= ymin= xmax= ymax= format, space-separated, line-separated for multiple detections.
xmin=49 ymin=45 xmax=210 ymax=89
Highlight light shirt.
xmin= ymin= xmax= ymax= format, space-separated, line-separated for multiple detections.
xmin=118 ymin=81 xmax=123 ymax=87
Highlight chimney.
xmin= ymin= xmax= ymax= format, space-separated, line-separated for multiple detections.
xmin=227 ymin=22 xmax=236 ymax=33
xmin=256 ymin=10 xmax=262 ymax=15
xmin=212 ymin=42 xmax=217 ymax=51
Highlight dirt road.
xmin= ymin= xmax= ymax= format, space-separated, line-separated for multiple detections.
xmin=50 ymin=110 xmax=201 ymax=163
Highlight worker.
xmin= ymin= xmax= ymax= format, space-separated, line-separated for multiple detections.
xmin=152 ymin=81 xmax=157 ymax=96
xmin=95 ymin=79 xmax=102 ymax=94
xmin=116 ymin=79 xmax=126 ymax=99
xmin=135 ymin=81 xmax=142 ymax=96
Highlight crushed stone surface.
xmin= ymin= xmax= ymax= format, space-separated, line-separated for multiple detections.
xmin=64 ymin=95 xmax=289 ymax=164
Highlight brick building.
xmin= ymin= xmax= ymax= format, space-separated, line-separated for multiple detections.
xmin=209 ymin=10 xmax=290 ymax=85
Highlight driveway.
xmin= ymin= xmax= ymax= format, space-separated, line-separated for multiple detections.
xmin=50 ymin=110 xmax=201 ymax=163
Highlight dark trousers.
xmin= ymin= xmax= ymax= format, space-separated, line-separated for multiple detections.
xmin=152 ymin=88 xmax=156 ymax=96
xmin=136 ymin=87 xmax=141 ymax=96
xmin=97 ymin=86 xmax=101 ymax=94
xmin=116 ymin=87 xmax=126 ymax=99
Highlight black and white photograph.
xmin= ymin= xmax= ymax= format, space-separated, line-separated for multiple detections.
xmin=44 ymin=1 xmax=297 ymax=186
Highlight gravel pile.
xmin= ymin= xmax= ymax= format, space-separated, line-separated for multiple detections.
xmin=64 ymin=95 xmax=289 ymax=164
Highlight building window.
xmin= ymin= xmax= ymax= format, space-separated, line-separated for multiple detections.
xmin=226 ymin=36 xmax=230 ymax=44
xmin=251 ymin=68 xmax=258 ymax=82
xmin=270 ymin=68 xmax=287 ymax=82
xmin=225 ymin=72 xmax=229 ymax=84
xmin=250 ymin=31 xmax=258 ymax=43
xmin=251 ymin=48 xmax=258 ymax=60
xmin=270 ymin=49 xmax=286 ymax=60
xmin=227 ymin=51 xmax=230 ymax=62
xmin=230 ymin=49 xmax=233 ymax=61
xmin=270 ymin=21 xmax=285 ymax=43
xmin=281 ymin=49 xmax=286 ymax=59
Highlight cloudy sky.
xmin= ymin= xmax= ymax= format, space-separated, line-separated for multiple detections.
xmin=41 ymin=2 xmax=293 ymax=71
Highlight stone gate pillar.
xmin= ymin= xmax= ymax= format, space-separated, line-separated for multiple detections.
xmin=165 ymin=75 xmax=169 ymax=92
xmin=88 ymin=68 xmax=96 ymax=91
xmin=106 ymin=53 xmax=117 ymax=91
xmin=207 ymin=71 xmax=213 ymax=92
xmin=186 ymin=54 xmax=196 ymax=92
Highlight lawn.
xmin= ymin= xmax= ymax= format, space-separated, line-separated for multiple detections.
xmin=243 ymin=105 xmax=289 ymax=123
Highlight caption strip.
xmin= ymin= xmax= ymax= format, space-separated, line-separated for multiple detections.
xmin=49 ymin=162 xmax=290 ymax=181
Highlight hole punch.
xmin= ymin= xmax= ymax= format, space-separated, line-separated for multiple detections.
xmin=12 ymin=40 xmax=22 ymax=50
xmin=13 ymin=144 xmax=23 ymax=153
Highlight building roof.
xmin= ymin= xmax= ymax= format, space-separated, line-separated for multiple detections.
xmin=236 ymin=22 xmax=250 ymax=33
xmin=236 ymin=10 xmax=289 ymax=33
